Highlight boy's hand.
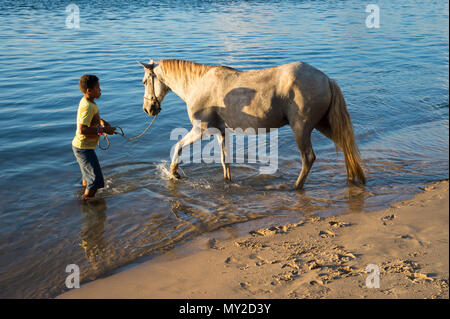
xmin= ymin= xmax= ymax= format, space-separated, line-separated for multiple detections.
xmin=104 ymin=126 xmax=117 ymax=135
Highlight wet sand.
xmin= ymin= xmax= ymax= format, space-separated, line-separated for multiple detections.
xmin=59 ymin=180 xmax=449 ymax=299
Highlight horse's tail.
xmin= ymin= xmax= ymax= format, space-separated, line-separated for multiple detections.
xmin=320 ymin=78 xmax=366 ymax=184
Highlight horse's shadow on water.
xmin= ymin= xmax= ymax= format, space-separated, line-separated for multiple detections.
xmin=193 ymin=87 xmax=290 ymax=130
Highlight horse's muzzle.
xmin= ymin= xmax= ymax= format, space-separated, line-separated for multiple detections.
xmin=144 ymin=104 xmax=161 ymax=116
xmin=150 ymin=104 xmax=161 ymax=116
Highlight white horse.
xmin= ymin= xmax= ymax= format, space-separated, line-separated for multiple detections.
xmin=138 ymin=59 xmax=365 ymax=189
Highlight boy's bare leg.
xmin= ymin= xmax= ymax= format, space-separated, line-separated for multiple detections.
xmin=81 ymin=188 xmax=97 ymax=200
xmin=82 ymin=180 xmax=87 ymax=187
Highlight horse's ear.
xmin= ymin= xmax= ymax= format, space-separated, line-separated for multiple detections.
xmin=138 ymin=60 xmax=157 ymax=70
xmin=138 ymin=60 xmax=150 ymax=69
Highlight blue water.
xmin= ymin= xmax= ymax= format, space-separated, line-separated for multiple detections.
xmin=0 ymin=0 xmax=448 ymax=298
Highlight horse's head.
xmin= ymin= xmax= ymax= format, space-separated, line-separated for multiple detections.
xmin=138 ymin=59 xmax=169 ymax=116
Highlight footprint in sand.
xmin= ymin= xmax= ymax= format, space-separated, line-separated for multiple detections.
xmin=381 ymin=214 xmax=396 ymax=225
xmin=328 ymin=220 xmax=351 ymax=228
xmin=225 ymin=256 xmax=250 ymax=270
xmin=307 ymin=260 xmax=321 ymax=270
xmin=225 ymin=256 xmax=235 ymax=264
xmin=240 ymin=282 xmax=251 ymax=289
xmin=249 ymin=222 xmax=305 ymax=237
xmin=235 ymin=240 xmax=267 ymax=249
xmin=319 ymin=230 xmax=335 ymax=238
xmin=208 ymin=238 xmax=224 ymax=250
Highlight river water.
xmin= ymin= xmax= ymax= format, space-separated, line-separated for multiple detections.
xmin=0 ymin=0 xmax=448 ymax=298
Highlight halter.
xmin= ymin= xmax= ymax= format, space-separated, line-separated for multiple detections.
xmin=143 ymin=69 xmax=161 ymax=113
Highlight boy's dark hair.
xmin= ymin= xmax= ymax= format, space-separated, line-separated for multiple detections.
xmin=79 ymin=74 xmax=99 ymax=93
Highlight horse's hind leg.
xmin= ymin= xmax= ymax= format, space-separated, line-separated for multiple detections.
xmin=291 ymin=124 xmax=316 ymax=190
xmin=295 ymin=140 xmax=316 ymax=190
xmin=170 ymin=126 xmax=203 ymax=179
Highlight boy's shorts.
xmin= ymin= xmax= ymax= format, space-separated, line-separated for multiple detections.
xmin=72 ymin=146 xmax=105 ymax=190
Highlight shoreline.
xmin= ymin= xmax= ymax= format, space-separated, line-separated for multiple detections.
xmin=59 ymin=180 xmax=449 ymax=299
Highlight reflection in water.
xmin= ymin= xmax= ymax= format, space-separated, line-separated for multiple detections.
xmin=345 ymin=185 xmax=366 ymax=214
xmin=79 ymin=199 xmax=107 ymax=273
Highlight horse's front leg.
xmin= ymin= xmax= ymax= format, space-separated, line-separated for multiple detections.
xmin=216 ymin=132 xmax=231 ymax=181
xmin=170 ymin=126 xmax=203 ymax=179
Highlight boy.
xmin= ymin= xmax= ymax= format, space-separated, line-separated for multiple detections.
xmin=72 ymin=74 xmax=116 ymax=200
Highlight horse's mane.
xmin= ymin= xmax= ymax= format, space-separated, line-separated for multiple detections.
xmin=159 ymin=59 xmax=236 ymax=82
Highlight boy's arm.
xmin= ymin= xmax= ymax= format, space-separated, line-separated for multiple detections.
xmin=78 ymin=123 xmax=99 ymax=138
xmin=78 ymin=123 xmax=116 ymax=136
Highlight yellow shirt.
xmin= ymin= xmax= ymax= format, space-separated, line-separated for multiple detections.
xmin=72 ymin=97 xmax=101 ymax=149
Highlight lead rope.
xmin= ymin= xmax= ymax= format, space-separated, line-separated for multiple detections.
xmin=116 ymin=113 xmax=158 ymax=141
xmin=98 ymin=114 xmax=158 ymax=150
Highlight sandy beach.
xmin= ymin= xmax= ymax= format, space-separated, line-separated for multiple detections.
xmin=59 ymin=180 xmax=449 ymax=299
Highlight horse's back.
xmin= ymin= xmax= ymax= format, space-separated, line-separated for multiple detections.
xmin=218 ymin=61 xmax=330 ymax=105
